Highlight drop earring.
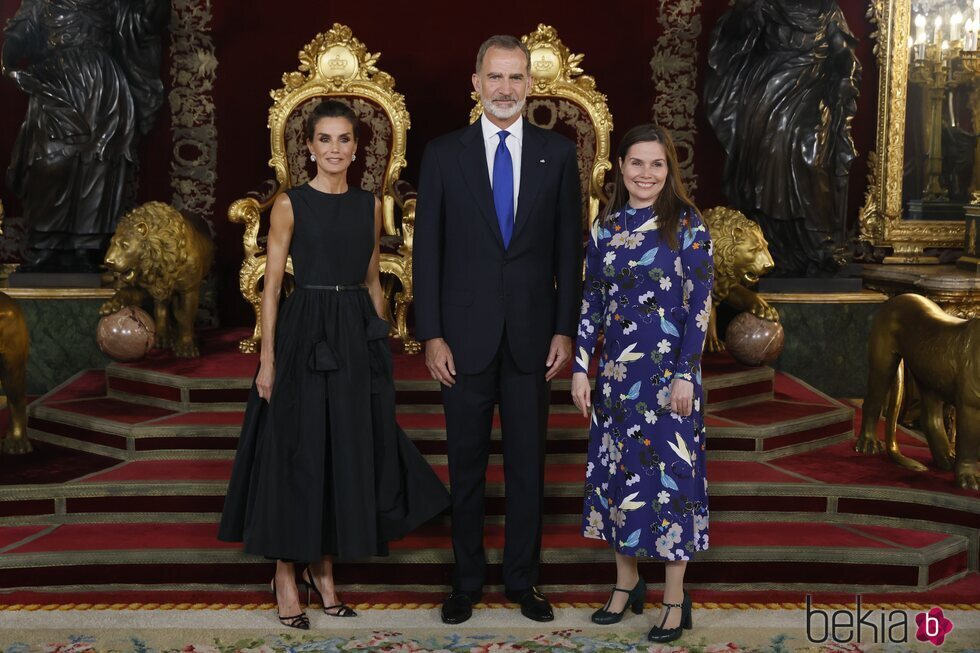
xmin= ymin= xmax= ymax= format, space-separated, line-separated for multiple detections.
xmin=310 ymin=154 xmax=315 ymax=162
xmin=351 ymin=154 xmax=357 ymax=162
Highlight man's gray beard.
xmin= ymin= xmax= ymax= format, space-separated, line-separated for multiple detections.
xmin=483 ymin=96 xmax=526 ymax=121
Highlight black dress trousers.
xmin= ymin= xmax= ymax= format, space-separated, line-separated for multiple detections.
xmin=442 ymin=330 xmax=550 ymax=593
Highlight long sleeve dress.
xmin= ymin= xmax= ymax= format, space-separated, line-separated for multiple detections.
xmin=574 ymin=204 xmax=713 ymax=561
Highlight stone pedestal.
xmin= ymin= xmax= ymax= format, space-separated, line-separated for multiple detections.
xmin=7 ymin=272 xmax=103 ymax=288
xmin=757 ymin=264 xmax=864 ymax=293
xmin=0 ymin=287 xmax=113 ymax=394
xmin=756 ymin=290 xmax=887 ymax=397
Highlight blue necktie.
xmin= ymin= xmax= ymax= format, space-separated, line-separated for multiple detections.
xmin=492 ymin=130 xmax=514 ymax=249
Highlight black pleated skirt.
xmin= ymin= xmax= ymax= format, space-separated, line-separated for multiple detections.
xmin=218 ymin=288 xmax=450 ymax=562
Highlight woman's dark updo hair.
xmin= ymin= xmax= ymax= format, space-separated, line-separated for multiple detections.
xmin=304 ymin=99 xmax=359 ymax=142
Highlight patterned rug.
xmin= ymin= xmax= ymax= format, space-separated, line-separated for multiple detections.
xmin=1 ymin=629 xmax=978 ymax=652
xmin=1 ymin=607 xmax=978 ymax=652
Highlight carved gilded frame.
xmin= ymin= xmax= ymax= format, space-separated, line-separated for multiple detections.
xmin=470 ymin=24 xmax=614 ymax=225
xmin=229 ymin=24 xmax=417 ymax=353
xmin=860 ymin=0 xmax=965 ymax=262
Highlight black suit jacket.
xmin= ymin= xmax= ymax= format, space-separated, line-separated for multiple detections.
xmin=413 ymin=119 xmax=583 ymax=375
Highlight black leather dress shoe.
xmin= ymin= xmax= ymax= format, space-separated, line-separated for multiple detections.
xmin=505 ymin=586 xmax=554 ymax=622
xmin=441 ymin=590 xmax=481 ymax=624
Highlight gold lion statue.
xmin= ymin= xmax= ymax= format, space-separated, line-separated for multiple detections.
xmin=0 ymin=291 xmax=31 ymax=454
xmin=101 ymin=202 xmax=214 ymax=358
xmin=855 ymin=294 xmax=980 ymax=491
xmin=702 ymin=207 xmax=778 ymax=352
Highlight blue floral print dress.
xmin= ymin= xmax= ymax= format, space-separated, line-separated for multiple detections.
xmin=574 ymin=204 xmax=713 ymax=561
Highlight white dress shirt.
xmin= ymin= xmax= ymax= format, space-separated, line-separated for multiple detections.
xmin=480 ymin=113 xmax=523 ymax=217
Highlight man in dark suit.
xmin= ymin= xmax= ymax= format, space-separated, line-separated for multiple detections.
xmin=413 ymin=35 xmax=582 ymax=625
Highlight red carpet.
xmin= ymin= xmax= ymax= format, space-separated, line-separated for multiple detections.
xmin=82 ymin=460 xmax=234 ymax=483
xmin=704 ymin=461 xmax=805 ymax=483
xmin=43 ymin=371 xmax=107 ymax=402
xmin=7 ymin=523 xmax=238 ymax=554
xmin=711 ymin=400 xmax=838 ymax=425
xmin=0 ymin=525 xmax=48 ymax=550
xmin=0 ymin=518 xmax=959 ymax=557
xmin=775 ymin=412 xmax=979 ymax=497
xmin=115 ymin=330 xmax=259 ymax=379
xmin=44 ymin=397 xmax=175 ymax=422
xmin=0 ymin=440 xmax=117 ymax=486
xmin=1 ymin=327 xmax=976 ymax=601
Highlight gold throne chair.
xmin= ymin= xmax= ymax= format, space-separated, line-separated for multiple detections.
xmin=470 ymin=24 xmax=614 ymax=228
xmin=228 ymin=24 xmax=419 ymax=354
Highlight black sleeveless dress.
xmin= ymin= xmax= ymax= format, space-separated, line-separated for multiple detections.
xmin=218 ymin=184 xmax=449 ymax=563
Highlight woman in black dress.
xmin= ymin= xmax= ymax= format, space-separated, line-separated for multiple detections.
xmin=218 ymin=100 xmax=449 ymax=629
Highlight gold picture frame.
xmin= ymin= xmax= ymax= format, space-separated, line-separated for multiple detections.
xmin=860 ymin=0 xmax=965 ymax=263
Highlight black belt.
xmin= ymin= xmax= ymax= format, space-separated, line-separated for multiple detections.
xmin=299 ymin=283 xmax=366 ymax=291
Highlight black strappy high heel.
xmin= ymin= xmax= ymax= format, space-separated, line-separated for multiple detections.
xmin=270 ymin=578 xmax=310 ymax=630
xmin=303 ymin=566 xmax=357 ymax=617
xmin=647 ymin=589 xmax=692 ymax=643
xmin=591 ymin=577 xmax=647 ymax=624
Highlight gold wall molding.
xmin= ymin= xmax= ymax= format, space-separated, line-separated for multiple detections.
xmin=650 ymin=0 xmax=702 ymax=195
xmin=759 ymin=291 xmax=888 ymax=304
xmin=860 ymin=0 xmax=964 ymax=261
xmin=0 ymin=288 xmax=115 ymax=300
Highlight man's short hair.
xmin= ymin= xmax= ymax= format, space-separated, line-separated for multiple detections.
xmin=475 ymin=35 xmax=531 ymax=74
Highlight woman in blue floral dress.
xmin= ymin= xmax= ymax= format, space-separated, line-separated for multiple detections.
xmin=571 ymin=124 xmax=713 ymax=644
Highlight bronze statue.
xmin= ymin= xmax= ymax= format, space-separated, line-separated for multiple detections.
xmin=0 ymin=291 xmax=30 ymax=454
xmin=101 ymin=202 xmax=214 ymax=358
xmin=704 ymin=0 xmax=861 ymax=276
xmin=702 ymin=207 xmax=778 ymax=353
xmin=855 ymin=294 xmax=980 ymax=491
xmin=2 ymin=0 xmax=169 ymax=272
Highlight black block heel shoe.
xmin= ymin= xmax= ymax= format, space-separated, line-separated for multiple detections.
xmin=647 ymin=589 xmax=692 ymax=643
xmin=591 ymin=577 xmax=647 ymax=625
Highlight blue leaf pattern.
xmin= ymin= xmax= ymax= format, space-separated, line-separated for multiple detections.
xmin=636 ymin=248 xmax=659 ymax=266
xmin=683 ymin=226 xmax=697 ymax=250
xmin=623 ymin=528 xmax=641 ymax=548
xmin=624 ymin=380 xmax=641 ymax=400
